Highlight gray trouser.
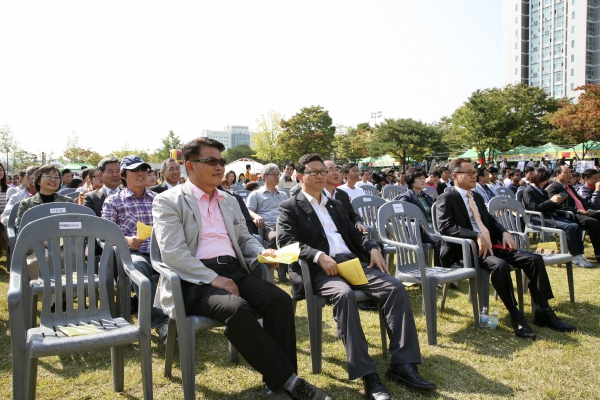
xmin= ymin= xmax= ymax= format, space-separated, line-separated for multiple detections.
xmin=313 ymin=255 xmax=422 ymax=380
xmin=131 ymin=253 xmax=168 ymax=328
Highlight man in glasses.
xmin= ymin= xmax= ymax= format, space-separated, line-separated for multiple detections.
xmin=278 ymin=153 xmax=436 ymax=399
xmin=435 ymin=158 xmax=576 ymax=340
xmin=152 ymin=138 xmax=333 ymax=400
xmin=102 ymin=155 xmax=170 ymax=344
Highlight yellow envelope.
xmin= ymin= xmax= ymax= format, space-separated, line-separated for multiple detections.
xmin=59 ymin=323 xmax=102 ymax=337
xmin=258 ymin=242 xmax=300 ymax=264
xmin=337 ymin=258 xmax=368 ymax=285
xmin=536 ymin=241 xmax=558 ymax=251
xmin=136 ymin=222 xmax=152 ymax=240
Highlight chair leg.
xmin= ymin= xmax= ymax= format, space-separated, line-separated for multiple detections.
xmin=28 ymin=357 xmax=38 ymax=400
xmin=440 ymin=284 xmax=449 ymax=312
xmin=228 ymin=342 xmax=239 ymax=362
xmin=477 ymin=269 xmax=490 ymax=312
xmin=377 ymin=302 xmax=387 ymax=359
xmin=164 ymin=319 xmax=177 ymax=378
xmin=179 ymin=323 xmax=197 ymax=400
xmin=306 ymin=297 xmax=324 ymax=374
xmin=422 ymin=280 xmax=438 ymax=346
xmin=566 ymin=262 xmax=575 ymax=303
xmin=469 ymin=277 xmax=479 ymax=327
xmin=111 ymin=346 xmax=125 ymax=392
xmin=139 ymin=331 xmax=154 ymax=400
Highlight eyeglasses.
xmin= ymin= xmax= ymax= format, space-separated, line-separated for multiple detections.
xmin=455 ymin=170 xmax=477 ymax=176
xmin=305 ymin=170 xmax=329 ymax=177
xmin=41 ymin=175 xmax=61 ymax=181
xmin=189 ymin=157 xmax=227 ymax=167
xmin=266 ymin=173 xmax=281 ymax=177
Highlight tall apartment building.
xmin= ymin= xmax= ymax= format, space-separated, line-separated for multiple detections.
xmin=200 ymin=125 xmax=251 ymax=150
xmin=503 ymin=0 xmax=600 ymax=99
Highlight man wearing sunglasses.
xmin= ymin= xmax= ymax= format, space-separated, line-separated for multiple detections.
xmin=102 ymin=155 xmax=170 ymax=344
xmin=152 ymin=138 xmax=333 ymax=400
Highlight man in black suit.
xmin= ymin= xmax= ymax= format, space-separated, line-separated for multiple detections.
xmin=83 ymin=157 xmax=122 ymax=216
xmin=323 ymin=160 xmax=366 ymax=233
xmin=436 ymin=166 xmax=452 ymax=195
xmin=547 ymin=165 xmax=600 ymax=264
xmin=435 ymin=158 xmax=575 ymax=340
xmin=278 ymin=153 xmax=436 ymax=400
xmin=149 ymin=158 xmax=181 ymax=194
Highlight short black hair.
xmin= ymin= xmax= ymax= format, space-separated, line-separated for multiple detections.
xmin=246 ymin=164 xmax=251 ymax=170
xmin=429 ymin=170 xmax=441 ymax=178
xmin=508 ymin=170 xmax=521 ymax=178
xmin=68 ymin=178 xmax=83 ymax=189
xmin=61 ymin=168 xmax=71 ymax=176
xmin=530 ymin=168 xmax=551 ymax=185
xmin=296 ymin=154 xmax=324 ymax=174
xmin=81 ymin=169 xmax=90 ymax=180
xmin=476 ymin=167 xmax=488 ymax=182
xmin=341 ymin=162 xmax=358 ymax=174
xmin=524 ymin=166 xmax=535 ymax=174
xmin=98 ymin=157 xmax=120 ymax=172
xmin=581 ymin=168 xmax=599 ymax=180
xmin=405 ymin=167 xmax=426 ymax=189
xmin=440 ymin=166 xmax=450 ymax=173
xmin=554 ymin=165 xmax=569 ymax=177
xmin=182 ymin=137 xmax=226 ymax=166
xmin=283 ymin=162 xmax=295 ymax=170
xmin=35 ymin=164 xmax=62 ymax=192
xmin=488 ymin=167 xmax=499 ymax=174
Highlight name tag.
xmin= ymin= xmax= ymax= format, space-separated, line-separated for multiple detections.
xmin=363 ymin=197 xmax=372 ymax=202
xmin=50 ymin=208 xmax=67 ymax=214
xmin=393 ymin=203 xmax=404 ymax=213
xmin=59 ymin=222 xmax=82 ymax=229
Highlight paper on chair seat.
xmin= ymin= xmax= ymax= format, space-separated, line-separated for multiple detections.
xmin=258 ymin=242 xmax=300 ymax=264
xmin=337 ymin=258 xmax=368 ymax=285
xmin=59 ymin=323 xmax=102 ymax=337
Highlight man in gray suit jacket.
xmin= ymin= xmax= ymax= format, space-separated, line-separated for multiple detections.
xmin=152 ymin=138 xmax=333 ymax=400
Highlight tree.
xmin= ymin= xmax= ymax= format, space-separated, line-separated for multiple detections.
xmin=368 ymin=118 xmax=442 ymax=171
xmin=60 ymin=133 xmax=103 ymax=166
xmin=0 ymin=125 xmax=19 ymax=173
xmin=223 ymin=144 xmax=255 ymax=161
xmin=106 ymin=140 xmax=153 ymax=163
xmin=332 ymin=124 xmax=372 ymax=164
xmin=550 ymin=84 xmax=600 ymax=159
xmin=252 ymin=110 xmax=284 ymax=163
xmin=277 ymin=105 xmax=336 ymax=162
xmin=155 ymin=131 xmax=183 ymax=162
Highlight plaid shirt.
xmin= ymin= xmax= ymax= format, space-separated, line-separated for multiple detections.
xmin=102 ymin=187 xmax=156 ymax=254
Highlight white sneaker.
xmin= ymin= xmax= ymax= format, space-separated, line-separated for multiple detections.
xmin=573 ymin=256 xmax=595 ymax=268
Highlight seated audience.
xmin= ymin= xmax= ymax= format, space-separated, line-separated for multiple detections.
xmin=83 ymin=157 xmax=122 ymax=217
xmin=60 ymin=168 xmax=73 ymax=190
xmin=435 ymin=158 xmax=576 ymax=340
xmin=506 ymin=170 xmax=522 ymax=194
xmin=473 ymin=167 xmax=497 ymax=203
xmin=278 ymin=153 xmax=436 ymax=399
xmin=225 ymin=170 xmax=237 ymax=186
xmin=150 ymin=158 xmax=181 ymax=194
xmin=278 ymin=162 xmax=296 ymax=189
xmin=1 ymin=166 xmax=39 ymax=227
xmin=246 ymin=182 xmax=259 ymax=191
xmin=68 ymin=178 xmax=83 ymax=189
xmin=0 ymin=163 xmax=8 ymax=257
xmin=238 ymin=172 xmax=246 ymax=184
xmin=436 ymin=166 xmax=453 ymax=195
xmin=523 ymin=168 xmax=593 ymax=267
xmin=425 ymin=171 xmax=440 ymax=189
xmin=323 ymin=161 xmax=366 ymax=233
xmin=355 ymin=169 xmax=372 ymax=188
xmin=145 ymin=169 xmax=157 ymax=189
xmin=396 ymin=170 xmax=407 ymax=191
xmin=488 ymin=166 xmax=503 ymax=190
xmin=577 ymin=168 xmax=600 ymax=209
xmin=337 ymin=163 xmax=365 ymax=202
xmin=502 ymin=167 xmax=513 ymax=186
xmin=152 ymin=138 xmax=332 ymax=400
xmin=6 ymin=169 xmax=26 ymax=200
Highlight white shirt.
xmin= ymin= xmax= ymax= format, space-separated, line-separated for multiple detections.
xmin=103 ymin=185 xmax=121 ymax=197
xmin=337 ymin=184 xmax=365 ymax=202
xmin=503 ymin=178 xmax=512 ymax=187
xmin=454 ymin=186 xmax=481 ymax=233
xmin=355 ymin=181 xmax=371 ymax=188
xmin=302 ymin=190 xmax=351 ymax=263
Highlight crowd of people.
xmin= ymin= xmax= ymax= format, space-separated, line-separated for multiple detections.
xmin=2 ymin=145 xmax=599 ymax=399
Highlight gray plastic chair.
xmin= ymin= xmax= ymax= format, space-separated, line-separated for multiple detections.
xmin=496 ymin=187 xmax=516 ymax=199
xmin=377 ymin=201 xmax=479 ymax=345
xmin=382 ymin=185 xmax=406 ymax=201
xmin=360 ymin=184 xmax=378 ymax=196
xmin=149 ymin=231 xmax=239 ymax=400
xmin=279 ymin=187 xmax=291 ymax=197
xmin=298 ymin=258 xmax=387 ymax=374
xmin=57 ymin=188 xmax=77 ymax=195
xmin=8 ymin=214 xmax=153 ymax=399
xmin=350 ymin=195 xmax=395 ymax=267
xmin=422 ymin=187 xmax=438 ymax=200
xmin=488 ymin=196 xmax=575 ymax=307
xmin=234 ymin=189 xmax=251 ymax=202
xmin=65 ymin=191 xmax=81 ymax=200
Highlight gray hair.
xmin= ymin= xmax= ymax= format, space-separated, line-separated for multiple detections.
xmin=162 ymin=158 xmax=178 ymax=172
xmin=25 ymin=165 xmax=40 ymax=176
xmin=98 ymin=157 xmax=120 ymax=172
xmin=261 ymin=163 xmax=280 ymax=176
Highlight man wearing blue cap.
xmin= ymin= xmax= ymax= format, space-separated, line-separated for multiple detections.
xmin=102 ymin=155 xmax=170 ymax=343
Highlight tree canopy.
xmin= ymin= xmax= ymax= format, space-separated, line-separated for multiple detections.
xmin=333 ymin=124 xmax=371 ymax=164
xmin=223 ymin=144 xmax=255 ymax=162
xmin=278 ymin=105 xmax=336 ymax=163
xmin=155 ymin=130 xmax=183 ymax=162
xmin=252 ymin=110 xmax=284 ymax=163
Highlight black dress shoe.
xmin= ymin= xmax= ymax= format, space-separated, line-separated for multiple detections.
xmin=278 ymin=264 xmax=289 ymax=282
xmin=510 ymin=312 xmax=536 ymax=340
xmin=385 ymin=363 xmax=437 ymax=390
xmin=450 ymin=282 xmax=459 ymax=290
xmin=362 ymin=372 xmax=391 ymax=400
xmin=533 ymin=308 xmax=576 ymax=332
xmin=357 ymin=299 xmax=379 ymax=311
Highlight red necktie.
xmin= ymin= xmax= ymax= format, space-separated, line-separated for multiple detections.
xmin=565 ymin=185 xmax=585 ymax=212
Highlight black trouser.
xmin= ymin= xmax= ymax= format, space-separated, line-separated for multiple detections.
xmin=180 ymin=263 xmax=297 ymax=390
xmin=576 ymin=213 xmax=600 ymax=258
xmin=480 ymin=249 xmax=553 ymax=315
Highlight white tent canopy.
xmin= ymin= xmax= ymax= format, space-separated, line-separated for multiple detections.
xmin=224 ymin=158 xmax=265 ymax=176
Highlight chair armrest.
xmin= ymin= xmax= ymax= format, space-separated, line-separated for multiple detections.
xmin=505 ymin=230 xmax=531 ymax=252
xmin=525 ymin=225 xmax=569 ymax=254
xmin=380 ymin=238 xmax=429 ymax=275
xmin=524 ymin=210 xmax=545 ymax=227
xmin=149 ymin=256 xmax=191 ymax=325
xmin=299 ymin=258 xmax=317 ymax=299
xmin=438 ymin=236 xmax=478 ymax=269
xmin=555 ymin=210 xmax=576 ymax=221
xmin=7 ymin=271 xmax=27 ymax=342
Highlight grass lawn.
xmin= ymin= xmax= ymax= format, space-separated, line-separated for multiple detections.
xmin=1 ymin=241 xmax=599 ymax=399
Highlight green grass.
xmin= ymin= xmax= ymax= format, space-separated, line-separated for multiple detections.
xmin=1 ymin=240 xmax=600 ymax=399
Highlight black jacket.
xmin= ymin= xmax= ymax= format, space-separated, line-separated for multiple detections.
xmin=149 ymin=182 xmax=169 ymax=194
xmin=546 ymin=181 xmax=588 ymax=213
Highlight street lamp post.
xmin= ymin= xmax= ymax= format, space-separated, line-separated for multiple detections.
xmin=371 ymin=111 xmax=382 ymax=126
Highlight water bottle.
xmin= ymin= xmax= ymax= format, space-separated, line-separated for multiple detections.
xmin=487 ymin=310 xmax=499 ymax=329
xmin=480 ymin=307 xmax=489 ymax=328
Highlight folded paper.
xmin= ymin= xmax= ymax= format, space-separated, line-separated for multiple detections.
xmin=59 ymin=323 xmax=102 ymax=337
xmin=337 ymin=258 xmax=368 ymax=285
xmin=258 ymin=242 xmax=300 ymax=264
xmin=136 ymin=222 xmax=152 ymax=240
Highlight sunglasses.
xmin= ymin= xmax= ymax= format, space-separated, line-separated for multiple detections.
xmin=130 ymin=166 xmax=149 ymax=173
xmin=189 ymin=157 xmax=227 ymax=167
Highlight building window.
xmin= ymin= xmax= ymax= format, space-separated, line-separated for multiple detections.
xmin=572 ymin=54 xmax=575 ymax=62
xmin=515 ymin=4 xmax=519 ymax=11
xmin=571 ymin=82 xmax=575 ymax=89
xmin=572 ymin=11 xmax=576 ymax=19
xmin=571 ymin=68 xmax=575 ymax=76
xmin=572 ymin=26 xmax=575 ymax=33
xmin=573 ymin=0 xmax=575 ymax=4
xmin=572 ymin=40 xmax=575 ymax=47
xmin=515 ymin=55 xmax=519 ymax=62
xmin=515 ymin=42 xmax=519 ymax=49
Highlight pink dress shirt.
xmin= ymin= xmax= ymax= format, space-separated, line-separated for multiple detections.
xmin=189 ymin=183 xmax=237 ymax=260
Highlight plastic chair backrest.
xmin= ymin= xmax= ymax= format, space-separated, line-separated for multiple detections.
xmin=11 ymin=214 xmax=127 ymax=329
xmin=58 ymin=188 xmax=77 ymax=195
xmin=496 ymin=187 xmax=516 ymax=199
xmin=361 ymin=185 xmax=378 ymax=196
xmin=422 ymin=187 xmax=438 ymax=200
xmin=444 ymin=186 xmax=454 ymax=193
xmin=382 ymin=185 xmax=406 ymax=201
xmin=279 ymin=188 xmax=291 ymax=198
xmin=20 ymin=202 xmax=96 ymax=230
xmin=65 ymin=191 xmax=80 ymax=200
xmin=350 ymin=195 xmax=387 ymax=235
xmin=487 ymin=196 xmax=531 ymax=249
xmin=235 ymin=190 xmax=251 ymax=200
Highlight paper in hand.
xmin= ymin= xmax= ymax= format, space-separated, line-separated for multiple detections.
xmin=258 ymin=242 xmax=300 ymax=264
xmin=136 ymin=222 xmax=152 ymax=240
xmin=337 ymin=258 xmax=368 ymax=285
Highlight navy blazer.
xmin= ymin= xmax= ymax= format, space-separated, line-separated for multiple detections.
xmin=394 ymin=189 xmax=434 ymax=221
xmin=149 ymin=182 xmax=169 ymax=194
xmin=522 ymin=185 xmax=558 ymax=220
xmin=277 ymin=191 xmax=380 ymax=280
xmin=434 ymin=187 xmax=507 ymax=267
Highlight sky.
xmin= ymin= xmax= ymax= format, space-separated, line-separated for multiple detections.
xmin=0 ymin=0 xmax=503 ymax=158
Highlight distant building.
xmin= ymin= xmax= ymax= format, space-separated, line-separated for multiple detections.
xmin=200 ymin=125 xmax=251 ymax=150
xmin=503 ymin=0 xmax=600 ymax=99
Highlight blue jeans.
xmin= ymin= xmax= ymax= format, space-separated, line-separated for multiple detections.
xmin=131 ymin=252 xmax=168 ymax=328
